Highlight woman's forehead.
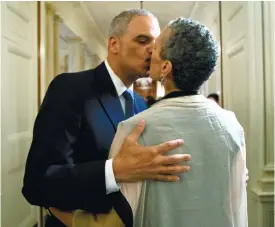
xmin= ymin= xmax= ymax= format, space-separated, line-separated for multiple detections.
xmin=157 ymin=27 xmax=171 ymax=44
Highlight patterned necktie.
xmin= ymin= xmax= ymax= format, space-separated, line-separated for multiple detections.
xmin=123 ymin=90 xmax=134 ymax=119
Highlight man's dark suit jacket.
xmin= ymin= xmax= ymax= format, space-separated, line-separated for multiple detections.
xmin=22 ymin=62 xmax=147 ymax=226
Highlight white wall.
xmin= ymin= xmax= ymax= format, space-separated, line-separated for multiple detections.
xmin=0 ymin=2 xmax=2 ymax=224
xmin=206 ymin=14 xmax=222 ymax=96
xmin=191 ymin=2 xmax=222 ymax=97
xmin=39 ymin=2 xmax=102 ymax=100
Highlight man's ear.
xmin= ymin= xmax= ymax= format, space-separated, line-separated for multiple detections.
xmin=108 ymin=37 xmax=119 ymax=54
xmin=161 ymin=60 xmax=173 ymax=77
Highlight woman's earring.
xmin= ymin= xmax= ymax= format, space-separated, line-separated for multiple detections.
xmin=160 ymin=75 xmax=165 ymax=86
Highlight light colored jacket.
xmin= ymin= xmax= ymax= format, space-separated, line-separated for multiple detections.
xmin=109 ymin=95 xmax=248 ymax=227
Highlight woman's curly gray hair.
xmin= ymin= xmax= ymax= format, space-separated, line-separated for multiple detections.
xmin=161 ymin=18 xmax=219 ymax=92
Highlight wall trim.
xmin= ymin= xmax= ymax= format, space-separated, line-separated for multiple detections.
xmin=48 ymin=2 xmax=107 ymax=61
xmin=80 ymin=1 xmax=107 ymax=47
xmin=189 ymin=2 xmax=199 ymax=18
xmin=262 ymin=1 xmax=274 ymax=170
xmin=251 ymin=187 xmax=274 ymax=203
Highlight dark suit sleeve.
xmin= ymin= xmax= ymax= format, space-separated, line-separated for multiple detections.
xmin=22 ymin=74 xmax=111 ymax=212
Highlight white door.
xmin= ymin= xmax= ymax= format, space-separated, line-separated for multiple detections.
xmin=221 ymin=2 xmax=265 ymax=227
xmin=1 ymin=2 xmax=38 ymax=227
xmin=221 ymin=1 xmax=252 ymax=128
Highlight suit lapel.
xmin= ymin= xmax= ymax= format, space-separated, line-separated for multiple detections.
xmin=94 ymin=62 xmax=125 ymax=130
xmin=99 ymin=94 xmax=125 ymax=130
xmin=94 ymin=62 xmax=148 ymax=130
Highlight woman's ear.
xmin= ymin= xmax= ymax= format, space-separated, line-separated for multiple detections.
xmin=161 ymin=60 xmax=173 ymax=77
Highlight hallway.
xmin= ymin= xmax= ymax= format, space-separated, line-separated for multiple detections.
xmin=0 ymin=1 xmax=274 ymax=227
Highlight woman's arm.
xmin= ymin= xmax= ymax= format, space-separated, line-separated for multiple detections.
xmin=49 ymin=208 xmax=73 ymax=227
xmin=49 ymin=207 xmax=124 ymax=227
xmin=229 ymin=140 xmax=247 ymax=216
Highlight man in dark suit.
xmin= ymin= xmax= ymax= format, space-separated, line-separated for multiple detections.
xmin=22 ymin=9 xmax=191 ymax=227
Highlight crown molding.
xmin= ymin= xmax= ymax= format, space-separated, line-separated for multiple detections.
xmin=49 ymin=1 xmax=107 ymax=60
xmin=189 ymin=2 xmax=199 ymax=18
xmin=79 ymin=2 xmax=108 ymax=48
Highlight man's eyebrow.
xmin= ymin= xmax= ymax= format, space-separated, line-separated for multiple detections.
xmin=135 ymin=34 xmax=151 ymax=39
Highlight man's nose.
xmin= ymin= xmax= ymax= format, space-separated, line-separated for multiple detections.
xmin=148 ymin=40 xmax=155 ymax=55
xmin=148 ymin=45 xmax=153 ymax=55
xmin=148 ymin=47 xmax=153 ymax=55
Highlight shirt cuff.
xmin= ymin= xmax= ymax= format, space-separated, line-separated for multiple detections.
xmin=105 ymin=159 xmax=120 ymax=194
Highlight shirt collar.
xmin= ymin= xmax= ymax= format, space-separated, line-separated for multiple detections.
xmin=104 ymin=60 xmax=133 ymax=97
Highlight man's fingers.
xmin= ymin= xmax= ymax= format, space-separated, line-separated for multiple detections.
xmin=161 ymin=154 xmax=191 ymax=165
xmin=146 ymin=164 xmax=191 ymax=182
xmin=156 ymin=165 xmax=190 ymax=174
xmin=127 ymin=120 xmax=146 ymax=142
xmin=155 ymin=139 xmax=184 ymax=155
xmin=152 ymin=174 xmax=180 ymax=182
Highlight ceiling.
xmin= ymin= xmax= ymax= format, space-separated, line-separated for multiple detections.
xmin=83 ymin=1 xmax=219 ymax=40
xmin=55 ymin=1 xmax=219 ymax=58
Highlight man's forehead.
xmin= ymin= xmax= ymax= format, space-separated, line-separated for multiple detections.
xmin=127 ymin=15 xmax=160 ymax=38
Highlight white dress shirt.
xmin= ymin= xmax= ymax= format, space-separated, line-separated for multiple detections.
xmin=104 ymin=60 xmax=133 ymax=194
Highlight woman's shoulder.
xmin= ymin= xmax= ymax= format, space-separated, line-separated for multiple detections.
xmin=120 ymin=104 xmax=162 ymax=128
xmin=220 ymin=108 xmax=244 ymax=130
xmin=217 ymin=108 xmax=245 ymax=145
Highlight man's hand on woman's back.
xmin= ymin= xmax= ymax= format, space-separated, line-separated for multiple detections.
xmin=113 ymin=120 xmax=191 ymax=183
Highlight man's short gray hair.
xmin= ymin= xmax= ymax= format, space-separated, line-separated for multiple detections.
xmin=161 ymin=18 xmax=219 ymax=92
xmin=109 ymin=9 xmax=158 ymax=37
